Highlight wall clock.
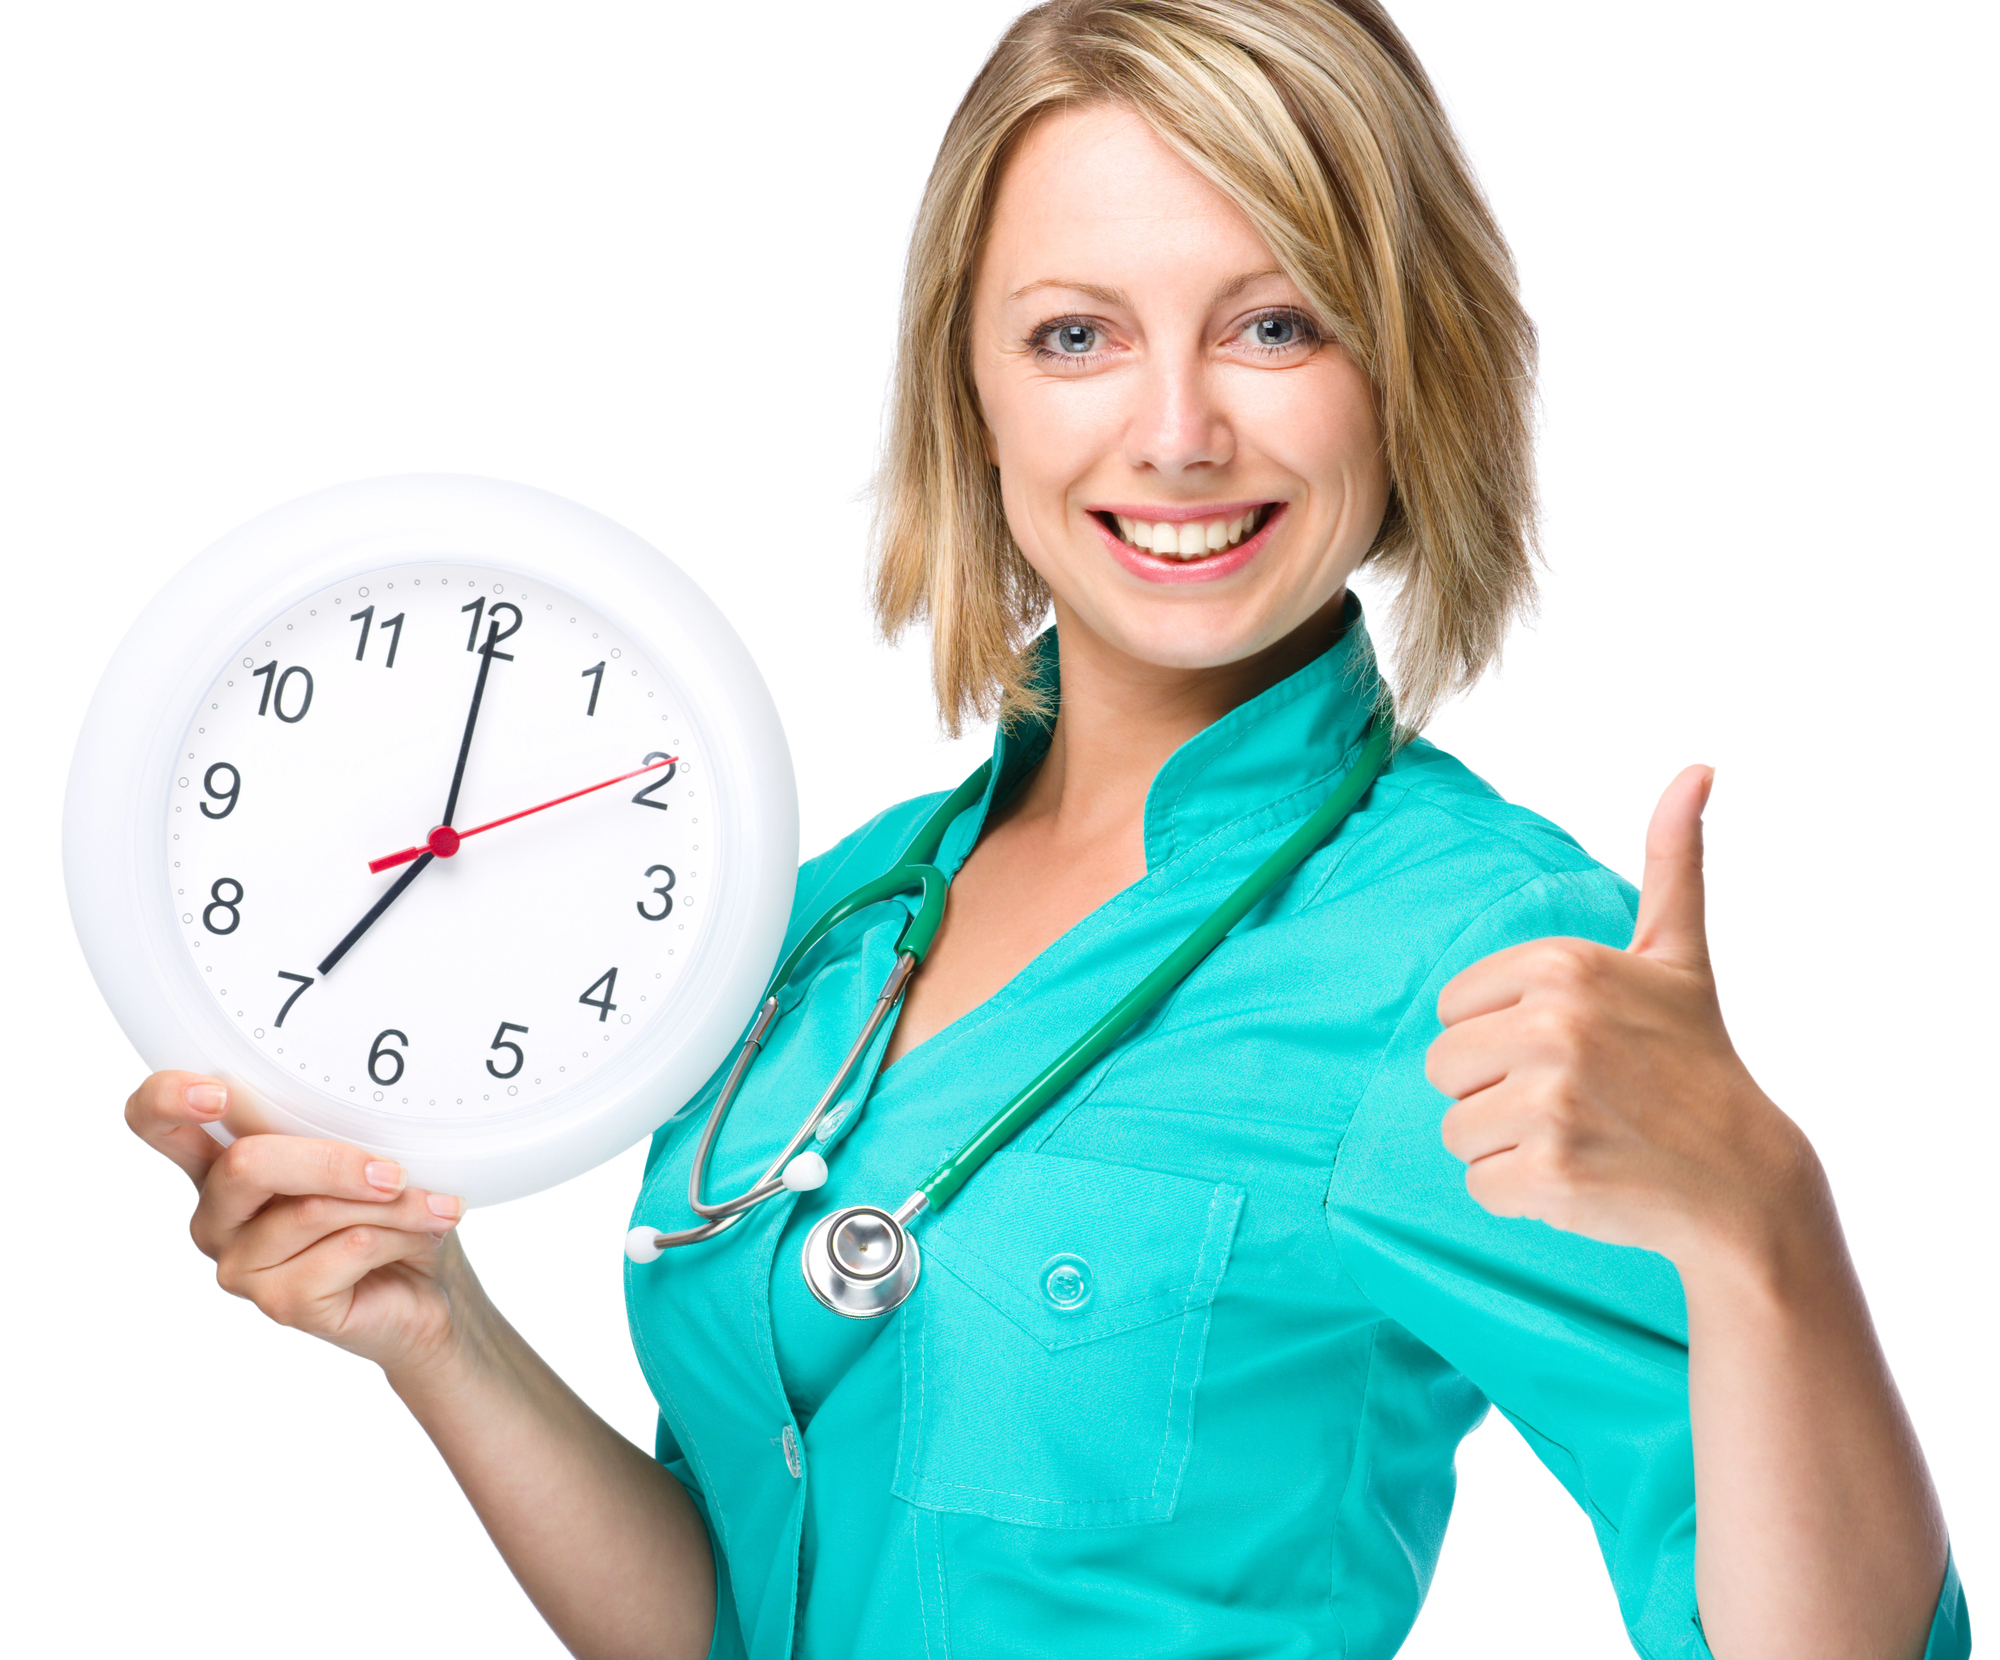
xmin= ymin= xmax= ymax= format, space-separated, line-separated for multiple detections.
xmin=65 ymin=475 xmax=797 ymax=1205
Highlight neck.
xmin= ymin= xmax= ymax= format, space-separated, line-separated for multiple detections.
xmin=1009 ymin=590 xmax=1349 ymax=846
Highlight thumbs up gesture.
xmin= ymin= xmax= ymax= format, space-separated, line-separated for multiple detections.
xmin=1426 ymin=767 xmax=1814 ymax=1266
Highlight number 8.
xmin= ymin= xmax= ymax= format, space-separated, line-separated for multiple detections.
xmin=202 ymin=877 xmax=243 ymax=935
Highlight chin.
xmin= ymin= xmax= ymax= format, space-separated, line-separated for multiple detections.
xmin=1083 ymin=594 xmax=1314 ymax=673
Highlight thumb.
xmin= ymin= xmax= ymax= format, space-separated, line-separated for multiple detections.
xmin=1628 ymin=764 xmax=1713 ymax=967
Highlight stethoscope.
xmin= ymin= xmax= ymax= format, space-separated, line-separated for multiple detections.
xmin=627 ymin=717 xmax=1392 ymax=1320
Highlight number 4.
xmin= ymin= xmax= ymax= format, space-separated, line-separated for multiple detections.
xmin=580 ymin=968 xmax=618 ymax=1022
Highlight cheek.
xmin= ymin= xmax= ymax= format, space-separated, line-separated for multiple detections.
xmin=1258 ymin=361 xmax=1386 ymax=509
xmin=984 ymin=380 xmax=1127 ymax=555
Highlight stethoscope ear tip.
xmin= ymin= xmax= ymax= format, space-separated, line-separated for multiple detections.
xmin=782 ymin=1151 xmax=828 ymax=1191
xmin=625 ymin=1225 xmax=666 ymax=1265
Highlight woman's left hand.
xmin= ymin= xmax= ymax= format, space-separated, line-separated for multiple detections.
xmin=1425 ymin=766 xmax=1818 ymax=1270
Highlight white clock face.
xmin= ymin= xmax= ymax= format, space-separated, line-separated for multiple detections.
xmin=168 ymin=562 xmax=713 ymax=1125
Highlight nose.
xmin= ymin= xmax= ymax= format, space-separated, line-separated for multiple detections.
xmin=1123 ymin=350 xmax=1233 ymax=476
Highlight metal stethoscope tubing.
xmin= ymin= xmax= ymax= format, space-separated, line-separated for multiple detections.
xmin=632 ymin=950 xmax=918 ymax=1250
xmin=627 ymin=717 xmax=1393 ymax=1321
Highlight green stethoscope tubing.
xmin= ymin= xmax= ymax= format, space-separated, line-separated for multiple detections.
xmin=632 ymin=716 xmax=1392 ymax=1296
xmin=916 ymin=715 xmax=1390 ymax=1211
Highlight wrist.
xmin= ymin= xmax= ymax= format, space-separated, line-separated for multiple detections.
xmin=1672 ymin=1124 xmax=1846 ymax=1316
xmin=383 ymin=1236 xmax=509 ymax=1411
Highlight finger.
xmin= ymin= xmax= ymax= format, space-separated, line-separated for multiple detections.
xmin=124 ymin=1072 xmax=231 ymax=1187
xmin=1629 ymin=764 xmax=1713 ymax=967
xmin=1437 ymin=936 xmax=1614 ymax=1027
xmin=1424 ymin=1011 xmax=1518 ymax=1101
xmin=1439 ymin=1081 xmax=1527 ymax=1167
xmin=192 ymin=1135 xmax=408 ymax=1254
xmin=235 ymin=1222 xmax=444 ymax=1337
xmin=225 ymin=1187 xmax=463 ymax=1278
xmin=1460 ymin=1145 xmax=1539 ymax=1221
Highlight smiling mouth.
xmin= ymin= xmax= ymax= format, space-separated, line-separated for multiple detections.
xmin=1095 ymin=504 xmax=1277 ymax=562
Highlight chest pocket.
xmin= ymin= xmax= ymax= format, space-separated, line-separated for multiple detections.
xmin=892 ymin=1149 xmax=1244 ymax=1529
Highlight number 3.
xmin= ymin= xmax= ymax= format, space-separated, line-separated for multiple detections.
xmin=637 ymin=864 xmax=675 ymax=920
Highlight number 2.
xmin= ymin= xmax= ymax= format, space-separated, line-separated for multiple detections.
xmin=631 ymin=753 xmax=678 ymax=809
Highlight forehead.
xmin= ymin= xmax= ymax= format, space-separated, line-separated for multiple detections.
xmin=980 ymin=103 xmax=1274 ymax=294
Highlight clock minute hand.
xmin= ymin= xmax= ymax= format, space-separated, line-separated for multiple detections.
xmin=440 ymin=623 xmax=509 ymax=830
xmin=317 ymin=627 xmax=510 ymax=978
xmin=365 ymin=756 xmax=679 ymax=874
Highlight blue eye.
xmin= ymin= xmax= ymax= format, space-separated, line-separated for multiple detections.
xmin=1053 ymin=323 xmax=1098 ymax=354
xmin=1251 ymin=315 xmax=1298 ymax=347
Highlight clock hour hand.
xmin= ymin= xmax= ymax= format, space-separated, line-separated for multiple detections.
xmin=365 ymin=755 xmax=678 ymax=874
xmin=318 ymin=624 xmax=510 ymax=978
xmin=317 ymin=852 xmax=433 ymax=976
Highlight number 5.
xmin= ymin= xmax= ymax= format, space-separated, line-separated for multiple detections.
xmin=486 ymin=1021 xmax=529 ymax=1080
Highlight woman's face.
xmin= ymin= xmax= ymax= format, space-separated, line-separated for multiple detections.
xmin=970 ymin=104 xmax=1389 ymax=674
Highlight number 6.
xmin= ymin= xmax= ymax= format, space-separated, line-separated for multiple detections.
xmin=368 ymin=1028 xmax=408 ymax=1087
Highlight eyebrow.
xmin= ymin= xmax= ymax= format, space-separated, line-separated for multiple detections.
xmin=1006 ymin=269 xmax=1288 ymax=308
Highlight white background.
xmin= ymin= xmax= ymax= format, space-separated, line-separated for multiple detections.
xmin=2 ymin=2 xmax=1991 ymax=1654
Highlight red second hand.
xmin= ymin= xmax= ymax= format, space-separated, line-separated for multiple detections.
xmin=367 ymin=756 xmax=679 ymax=874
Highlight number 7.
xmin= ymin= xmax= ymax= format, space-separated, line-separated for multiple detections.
xmin=275 ymin=971 xmax=314 ymax=1027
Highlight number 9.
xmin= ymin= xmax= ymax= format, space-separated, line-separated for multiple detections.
xmin=200 ymin=762 xmax=240 ymax=820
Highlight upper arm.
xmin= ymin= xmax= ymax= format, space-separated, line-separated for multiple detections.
xmin=1322 ymin=870 xmax=1715 ymax=1653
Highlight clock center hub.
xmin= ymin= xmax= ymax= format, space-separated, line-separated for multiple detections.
xmin=426 ymin=825 xmax=463 ymax=859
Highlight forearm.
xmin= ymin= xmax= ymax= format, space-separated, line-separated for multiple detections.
xmin=1682 ymin=1155 xmax=1945 ymax=1660
xmin=388 ymin=1240 xmax=715 ymax=1660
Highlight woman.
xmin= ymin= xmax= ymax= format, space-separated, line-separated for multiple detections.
xmin=125 ymin=3 xmax=1964 ymax=1657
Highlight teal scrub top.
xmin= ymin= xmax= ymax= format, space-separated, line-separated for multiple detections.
xmin=625 ymin=602 xmax=1968 ymax=1660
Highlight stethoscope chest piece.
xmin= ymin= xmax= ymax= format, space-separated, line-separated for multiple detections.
xmin=801 ymin=1205 xmax=921 ymax=1319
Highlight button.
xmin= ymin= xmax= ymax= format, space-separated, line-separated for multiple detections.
xmin=781 ymin=1423 xmax=802 ymax=1479
xmin=1041 ymin=1253 xmax=1092 ymax=1312
xmin=814 ymin=1105 xmax=849 ymax=1145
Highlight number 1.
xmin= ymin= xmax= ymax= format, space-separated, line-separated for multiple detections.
xmin=582 ymin=660 xmax=605 ymax=716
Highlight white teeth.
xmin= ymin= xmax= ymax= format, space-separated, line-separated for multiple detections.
xmin=1113 ymin=507 xmax=1266 ymax=559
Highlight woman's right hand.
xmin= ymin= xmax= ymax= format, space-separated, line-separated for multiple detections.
xmin=126 ymin=1070 xmax=467 ymax=1379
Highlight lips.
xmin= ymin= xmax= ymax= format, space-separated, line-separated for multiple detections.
xmin=1096 ymin=504 xmax=1275 ymax=563
xmin=1089 ymin=501 xmax=1285 ymax=584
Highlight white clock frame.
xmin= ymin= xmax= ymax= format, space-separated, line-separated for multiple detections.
xmin=64 ymin=475 xmax=798 ymax=1206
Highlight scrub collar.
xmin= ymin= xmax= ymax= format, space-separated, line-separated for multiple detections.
xmin=940 ymin=591 xmax=1386 ymax=877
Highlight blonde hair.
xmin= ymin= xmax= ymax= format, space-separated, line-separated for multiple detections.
xmin=871 ymin=0 xmax=1537 ymax=737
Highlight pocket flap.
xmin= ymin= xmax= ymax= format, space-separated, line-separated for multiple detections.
xmin=923 ymin=1150 xmax=1244 ymax=1351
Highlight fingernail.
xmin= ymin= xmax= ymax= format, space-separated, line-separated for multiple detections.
xmin=365 ymin=1161 xmax=405 ymax=1193
xmin=426 ymin=1193 xmax=463 ymax=1221
xmin=184 ymin=1084 xmax=227 ymax=1116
